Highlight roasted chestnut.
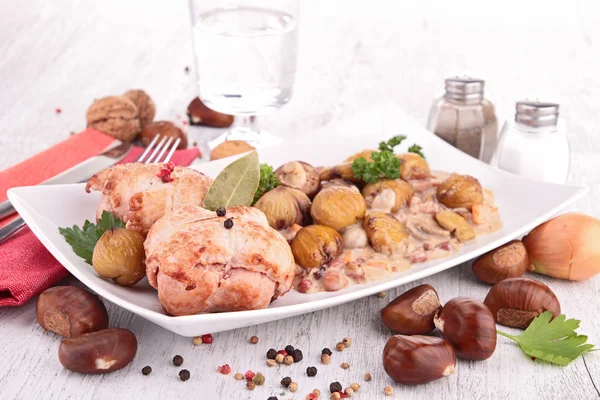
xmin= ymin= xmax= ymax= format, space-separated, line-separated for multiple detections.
xmin=319 ymin=163 xmax=361 ymax=183
xmin=363 ymin=212 xmax=408 ymax=254
xmin=291 ymin=225 xmax=344 ymax=268
xmin=483 ymin=277 xmax=561 ymax=328
xmin=274 ymin=161 xmax=320 ymax=198
xmin=383 ymin=334 xmax=456 ymax=385
xmin=435 ymin=211 xmax=476 ymax=242
xmin=254 ymin=186 xmax=312 ymax=230
xmin=472 ymin=240 xmax=529 ymax=284
xmin=344 ymin=149 xmax=376 ymax=163
xmin=58 ymin=328 xmax=137 ymax=374
xmin=92 ymin=228 xmax=146 ymax=286
xmin=436 ymin=173 xmax=483 ymax=209
xmin=381 ymin=284 xmax=441 ymax=334
xmin=36 ymin=286 xmax=109 ymax=338
xmin=311 ymin=186 xmax=366 ymax=231
xmin=397 ymin=153 xmax=431 ymax=180
xmin=434 ymin=297 xmax=497 ymax=360
xmin=362 ymin=179 xmax=414 ymax=213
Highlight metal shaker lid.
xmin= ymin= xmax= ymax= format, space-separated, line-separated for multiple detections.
xmin=515 ymin=101 xmax=559 ymax=128
xmin=444 ymin=77 xmax=484 ymax=102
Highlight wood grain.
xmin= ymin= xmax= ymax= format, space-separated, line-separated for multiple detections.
xmin=1 ymin=0 xmax=599 ymax=399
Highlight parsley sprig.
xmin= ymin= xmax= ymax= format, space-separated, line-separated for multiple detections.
xmin=497 ymin=311 xmax=596 ymax=366
xmin=252 ymin=163 xmax=280 ymax=205
xmin=59 ymin=211 xmax=125 ymax=265
xmin=351 ymin=135 xmax=425 ymax=184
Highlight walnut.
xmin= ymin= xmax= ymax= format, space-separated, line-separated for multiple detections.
xmin=187 ymin=97 xmax=234 ymax=128
xmin=86 ymin=96 xmax=141 ymax=141
xmin=210 ymin=140 xmax=255 ymax=160
xmin=123 ymin=89 xmax=156 ymax=128
xmin=140 ymin=121 xmax=187 ymax=149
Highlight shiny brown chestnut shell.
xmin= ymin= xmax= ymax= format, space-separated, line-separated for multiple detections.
xmin=381 ymin=284 xmax=441 ymax=334
xmin=434 ymin=297 xmax=497 ymax=360
xmin=472 ymin=240 xmax=529 ymax=284
xmin=36 ymin=286 xmax=109 ymax=338
xmin=383 ymin=334 xmax=456 ymax=385
xmin=58 ymin=328 xmax=138 ymax=374
xmin=483 ymin=277 xmax=561 ymax=328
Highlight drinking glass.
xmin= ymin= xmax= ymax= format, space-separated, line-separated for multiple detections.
xmin=188 ymin=0 xmax=299 ymax=148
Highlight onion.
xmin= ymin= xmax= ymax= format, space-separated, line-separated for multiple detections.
xmin=522 ymin=213 xmax=600 ymax=281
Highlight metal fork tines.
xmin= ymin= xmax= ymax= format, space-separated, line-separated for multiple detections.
xmin=0 ymin=134 xmax=181 ymax=244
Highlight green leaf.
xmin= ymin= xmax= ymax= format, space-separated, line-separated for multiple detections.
xmin=408 ymin=144 xmax=425 ymax=159
xmin=252 ymin=163 xmax=280 ymax=205
xmin=378 ymin=135 xmax=406 ymax=152
xmin=497 ymin=311 xmax=596 ymax=366
xmin=58 ymin=211 xmax=125 ymax=265
xmin=203 ymin=151 xmax=260 ymax=211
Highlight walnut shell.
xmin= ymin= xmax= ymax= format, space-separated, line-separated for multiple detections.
xmin=123 ymin=89 xmax=155 ymax=128
xmin=187 ymin=97 xmax=234 ymax=128
xmin=210 ymin=140 xmax=256 ymax=160
xmin=86 ymin=96 xmax=141 ymax=141
xmin=140 ymin=121 xmax=187 ymax=149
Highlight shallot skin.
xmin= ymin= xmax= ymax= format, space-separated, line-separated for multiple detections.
xmin=523 ymin=213 xmax=600 ymax=281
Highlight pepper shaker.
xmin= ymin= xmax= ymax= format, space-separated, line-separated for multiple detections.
xmin=427 ymin=77 xmax=498 ymax=163
xmin=494 ymin=101 xmax=569 ymax=183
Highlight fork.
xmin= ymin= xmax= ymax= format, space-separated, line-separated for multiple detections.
xmin=0 ymin=134 xmax=181 ymax=244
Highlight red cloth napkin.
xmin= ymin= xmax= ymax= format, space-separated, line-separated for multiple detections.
xmin=0 ymin=129 xmax=201 ymax=306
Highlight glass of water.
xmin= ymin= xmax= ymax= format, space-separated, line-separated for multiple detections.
xmin=189 ymin=0 xmax=299 ymax=148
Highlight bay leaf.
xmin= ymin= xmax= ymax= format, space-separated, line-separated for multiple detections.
xmin=203 ymin=151 xmax=260 ymax=211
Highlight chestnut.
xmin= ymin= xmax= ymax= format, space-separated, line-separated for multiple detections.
xmin=58 ymin=328 xmax=137 ymax=374
xmin=433 ymin=297 xmax=496 ymax=360
xmin=472 ymin=240 xmax=529 ymax=284
xmin=381 ymin=284 xmax=441 ymax=334
xmin=383 ymin=334 xmax=456 ymax=385
xmin=36 ymin=286 xmax=109 ymax=338
xmin=483 ymin=277 xmax=561 ymax=328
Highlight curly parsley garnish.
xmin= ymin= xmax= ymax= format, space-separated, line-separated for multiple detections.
xmin=351 ymin=135 xmax=424 ymax=184
xmin=252 ymin=163 xmax=280 ymax=205
xmin=59 ymin=211 xmax=125 ymax=265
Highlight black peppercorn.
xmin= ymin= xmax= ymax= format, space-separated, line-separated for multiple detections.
xmin=179 ymin=369 xmax=190 ymax=381
xmin=280 ymin=376 xmax=292 ymax=388
xmin=306 ymin=366 xmax=318 ymax=377
xmin=330 ymin=382 xmax=342 ymax=393
xmin=292 ymin=349 xmax=303 ymax=362
xmin=224 ymin=218 xmax=234 ymax=229
xmin=173 ymin=355 xmax=184 ymax=366
xmin=285 ymin=345 xmax=295 ymax=354
xmin=322 ymin=348 xmax=332 ymax=356
xmin=142 ymin=366 xmax=152 ymax=375
xmin=267 ymin=348 xmax=278 ymax=360
xmin=216 ymin=207 xmax=226 ymax=217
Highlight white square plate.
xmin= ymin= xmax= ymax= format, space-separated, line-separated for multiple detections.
xmin=8 ymin=103 xmax=588 ymax=336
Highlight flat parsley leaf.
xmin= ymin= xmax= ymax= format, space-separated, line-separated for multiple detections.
xmin=378 ymin=135 xmax=407 ymax=153
xmin=497 ymin=311 xmax=595 ymax=366
xmin=58 ymin=211 xmax=125 ymax=265
xmin=352 ymin=135 xmax=409 ymax=184
xmin=252 ymin=163 xmax=280 ymax=205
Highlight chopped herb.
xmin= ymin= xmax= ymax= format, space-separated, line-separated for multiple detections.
xmin=497 ymin=311 xmax=596 ymax=366
xmin=408 ymin=144 xmax=425 ymax=159
xmin=58 ymin=211 xmax=125 ymax=265
xmin=253 ymin=163 xmax=280 ymax=205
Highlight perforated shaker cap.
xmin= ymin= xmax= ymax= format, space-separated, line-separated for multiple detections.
xmin=515 ymin=101 xmax=559 ymax=128
xmin=444 ymin=77 xmax=484 ymax=102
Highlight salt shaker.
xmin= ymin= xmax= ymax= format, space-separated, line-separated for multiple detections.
xmin=494 ymin=101 xmax=569 ymax=183
xmin=427 ymin=77 xmax=498 ymax=163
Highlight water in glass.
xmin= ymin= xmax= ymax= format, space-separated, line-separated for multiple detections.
xmin=192 ymin=6 xmax=298 ymax=116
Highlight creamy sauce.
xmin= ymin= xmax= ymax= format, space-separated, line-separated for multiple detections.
xmin=294 ymin=171 xmax=502 ymax=293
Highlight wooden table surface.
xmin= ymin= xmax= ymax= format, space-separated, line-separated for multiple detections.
xmin=1 ymin=1 xmax=599 ymax=399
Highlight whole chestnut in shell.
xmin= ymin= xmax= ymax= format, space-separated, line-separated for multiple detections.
xmin=381 ymin=284 xmax=441 ymax=334
xmin=36 ymin=286 xmax=109 ymax=338
xmin=484 ymin=277 xmax=561 ymax=328
xmin=472 ymin=240 xmax=529 ymax=284
xmin=383 ymin=334 xmax=456 ymax=385
xmin=434 ymin=297 xmax=497 ymax=360
xmin=58 ymin=328 xmax=137 ymax=374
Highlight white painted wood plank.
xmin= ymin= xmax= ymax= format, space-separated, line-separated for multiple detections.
xmin=0 ymin=0 xmax=599 ymax=399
